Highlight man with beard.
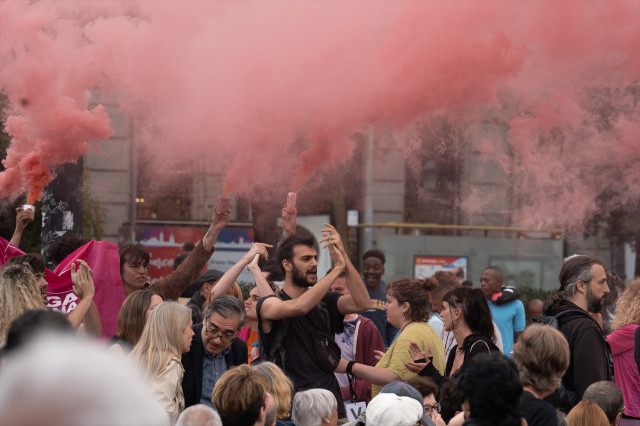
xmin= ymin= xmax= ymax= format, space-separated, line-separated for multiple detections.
xmin=542 ymin=255 xmax=614 ymax=410
xmin=256 ymin=225 xmax=370 ymax=419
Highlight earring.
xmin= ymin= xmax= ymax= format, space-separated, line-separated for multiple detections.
xmin=402 ymin=314 xmax=406 ymax=321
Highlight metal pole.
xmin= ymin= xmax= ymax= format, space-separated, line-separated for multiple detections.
xmin=362 ymin=126 xmax=374 ymax=255
xmin=129 ymin=121 xmax=137 ymax=243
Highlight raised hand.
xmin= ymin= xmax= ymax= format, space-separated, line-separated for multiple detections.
xmin=211 ymin=199 xmax=231 ymax=231
xmin=320 ymin=223 xmax=345 ymax=253
xmin=281 ymin=205 xmax=297 ymax=237
xmin=247 ymin=253 xmax=262 ymax=273
xmin=71 ymin=259 xmax=95 ymax=300
xmin=242 ymin=242 xmax=272 ymax=264
xmin=404 ymin=342 xmax=431 ymax=373
xmin=15 ymin=206 xmax=34 ymax=231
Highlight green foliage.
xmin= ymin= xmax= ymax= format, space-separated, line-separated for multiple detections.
xmin=237 ymin=281 xmax=253 ymax=300
xmin=518 ymin=286 xmax=553 ymax=308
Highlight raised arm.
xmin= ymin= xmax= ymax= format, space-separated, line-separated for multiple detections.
xmin=281 ymin=205 xmax=297 ymax=238
xmin=320 ymin=223 xmax=371 ymax=315
xmin=209 ymin=242 xmax=272 ymax=299
xmin=247 ymin=252 xmax=276 ymax=297
xmin=66 ymin=260 xmax=100 ymax=332
xmin=259 ymin=235 xmax=346 ymax=321
xmin=202 ymin=200 xmax=231 ymax=252
xmin=10 ymin=206 xmax=34 ymax=246
xmin=152 ymin=199 xmax=230 ymax=300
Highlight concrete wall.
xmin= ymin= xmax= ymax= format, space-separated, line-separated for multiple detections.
xmin=84 ymin=93 xmax=132 ymax=243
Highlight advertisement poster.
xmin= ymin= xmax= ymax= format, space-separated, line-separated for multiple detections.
xmin=414 ymin=255 xmax=468 ymax=281
xmin=139 ymin=227 xmax=254 ymax=285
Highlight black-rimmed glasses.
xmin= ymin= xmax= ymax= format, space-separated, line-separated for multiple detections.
xmin=205 ymin=323 xmax=236 ymax=342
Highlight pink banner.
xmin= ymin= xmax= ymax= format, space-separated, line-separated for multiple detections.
xmin=0 ymin=237 xmax=125 ymax=339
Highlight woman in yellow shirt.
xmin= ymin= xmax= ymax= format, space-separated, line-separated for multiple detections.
xmin=335 ymin=278 xmax=446 ymax=398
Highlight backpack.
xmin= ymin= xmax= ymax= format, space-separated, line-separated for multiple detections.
xmin=258 ymin=293 xmax=341 ymax=373
xmin=531 ymin=309 xmax=583 ymax=329
xmin=532 ymin=309 xmax=615 ymax=411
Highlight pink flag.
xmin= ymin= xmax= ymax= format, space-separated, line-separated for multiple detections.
xmin=0 ymin=237 xmax=125 ymax=339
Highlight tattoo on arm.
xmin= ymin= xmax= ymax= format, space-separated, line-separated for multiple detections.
xmin=203 ymin=231 xmax=214 ymax=251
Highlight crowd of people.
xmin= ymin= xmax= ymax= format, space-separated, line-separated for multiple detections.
xmin=0 ymin=200 xmax=639 ymax=426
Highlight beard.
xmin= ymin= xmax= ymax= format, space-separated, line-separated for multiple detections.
xmin=586 ymin=284 xmax=604 ymax=313
xmin=291 ymin=263 xmax=316 ymax=288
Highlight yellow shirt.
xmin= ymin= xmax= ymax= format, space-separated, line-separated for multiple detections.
xmin=371 ymin=322 xmax=445 ymax=397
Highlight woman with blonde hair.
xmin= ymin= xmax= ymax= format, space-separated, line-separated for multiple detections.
xmin=130 ymin=301 xmax=194 ymax=424
xmin=0 ymin=263 xmax=44 ymax=346
xmin=566 ymin=400 xmax=609 ymax=426
xmin=512 ymin=324 xmax=570 ymax=426
xmin=252 ymin=361 xmax=295 ymax=422
xmin=607 ymin=278 xmax=640 ymax=423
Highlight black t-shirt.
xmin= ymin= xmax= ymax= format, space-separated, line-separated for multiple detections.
xmin=521 ymin=391 xmax=557 ymax=426
xmin=256 ymin=290 xmax=345 ymax=416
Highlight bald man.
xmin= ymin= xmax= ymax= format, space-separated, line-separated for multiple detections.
xmin=525 ymin=299 xmax=543 ymax=326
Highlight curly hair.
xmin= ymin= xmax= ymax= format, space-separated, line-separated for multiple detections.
xmin=0 ymin=264 xmax=44 ymax=345
xmin=611 ymin=279 xmax=640 ymax=331
xmin=512 ymin=324 xmax=569 ymax=395
xmin=386 ymin=279 xmax=432 ymax=321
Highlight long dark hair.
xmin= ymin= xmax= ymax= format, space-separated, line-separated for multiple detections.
xmin=443 ymin=287 xmax=494 ymax=351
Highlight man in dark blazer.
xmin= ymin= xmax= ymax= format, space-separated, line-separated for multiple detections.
xmin=182 ymin=295 xmax=248 ymax=408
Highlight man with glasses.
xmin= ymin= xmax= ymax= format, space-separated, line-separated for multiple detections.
xmin=182 ymin=295 xmax=248 ymax=408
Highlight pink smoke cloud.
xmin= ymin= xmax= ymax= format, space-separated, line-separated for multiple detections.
xmin=0 ymin=0 xmax=638 ymax=230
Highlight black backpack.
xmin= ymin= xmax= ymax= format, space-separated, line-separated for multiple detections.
xmin=533 ymin=309 xmax=615 ymax=411
xmin=258 ymin=294 xmax=341 ymax=373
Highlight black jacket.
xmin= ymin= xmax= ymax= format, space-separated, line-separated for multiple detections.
xmin=181 ymin=322 xmax=248 ymax=407
xmin=549 ymin=299 xmax=613 ymax=404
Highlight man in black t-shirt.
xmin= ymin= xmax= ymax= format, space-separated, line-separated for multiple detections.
xmin=256 ymin=226 xmax=370 ymax=418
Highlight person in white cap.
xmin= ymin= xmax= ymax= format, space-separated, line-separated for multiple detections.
xmin=366 ymin=393 xmax=423 ymax=426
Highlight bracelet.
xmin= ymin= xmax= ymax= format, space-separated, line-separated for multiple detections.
xmin=346 ymin=361 xmax=356 ymax=377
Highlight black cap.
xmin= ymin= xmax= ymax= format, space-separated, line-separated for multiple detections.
xmin=196 ymin=269 xmax=225 ymax=288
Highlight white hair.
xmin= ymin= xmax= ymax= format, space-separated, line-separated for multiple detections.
xmin=0 ymin=333 xmax=168 ymax=426
xmin=176 ymin=404 xmax=222 ymax=426
xmin=291 ymin=389 xmax=337 ymax=426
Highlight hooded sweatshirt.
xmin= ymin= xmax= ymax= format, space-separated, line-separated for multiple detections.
xmin=607 ymin=323 xmax=640 ymax=417
xmin=548 ymin=299 xmax=613 ymax=405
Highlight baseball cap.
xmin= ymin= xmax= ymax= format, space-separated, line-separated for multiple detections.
xmin=380 ymin=381 xmax=435 ymax=426
xmin=366 ymin=393 xmax=423 ymax=426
